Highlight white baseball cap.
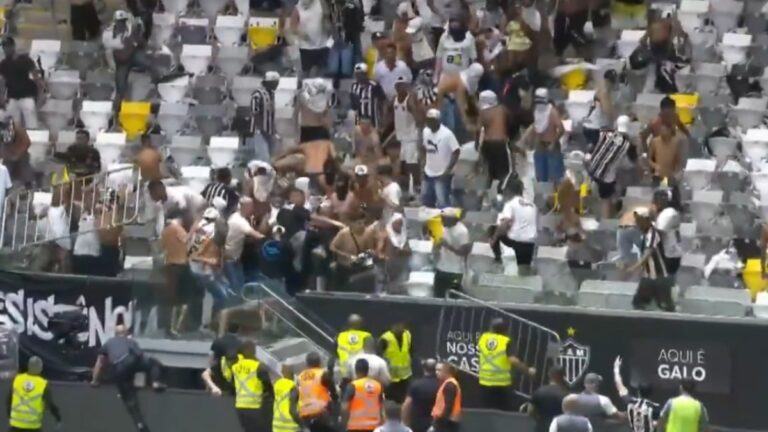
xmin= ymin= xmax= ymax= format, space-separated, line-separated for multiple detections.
xmin=203 ymin=207 xmax=220 ymax=220
xmin=478 ymin=90 xmax=498 ymax=110
xmin=354 ymin=165 xmax=369 ymax=176
xmin=406 ymin=17 xmax=423 ymax=34
xmin=426 ymin=108 xmax=441 ymax=119
xmin=633 ymin=206 xmax=651 ymax=218
xmin=265 ymin=71 xmax=281 ymax=81
xmin=616 ymin=115 xmax=631 ymax=133
xmin=354 ymin=63 xmax=368 ymax=73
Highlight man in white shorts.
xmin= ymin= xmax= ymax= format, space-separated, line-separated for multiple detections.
xmin=393 ymin=76 xmax=424 ymax=196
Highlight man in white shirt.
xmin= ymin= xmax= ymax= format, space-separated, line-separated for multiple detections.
xmin=653 ymin=188 xmax=682 ymax=277
xmin=420 ymin=109 xmax=460 ymax=209
xmin=435 ymin=17 xmax=476 ymax=80
xmin=0 ymin=160 xmax=11 ymax=221
xmin=224 ymin=197 xmax=264 ymax=293
xmin=347 ymin=337 xmax=391 ymax=386
xmin=374 ymin=43 xmax=413 ymax=101
xmin=433 ymin=208 xmax=471 ymax=298
xmin=147 ymin=180 xmax=207 ymax=235
xmin=491 ymin=178 xmax=537 ymax=274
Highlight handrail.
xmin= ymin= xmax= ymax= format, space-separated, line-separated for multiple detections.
xmin=255 ymin=299 xmax=331 ymax=360
xmin=242 ymin=282 xmax=335 ymax=346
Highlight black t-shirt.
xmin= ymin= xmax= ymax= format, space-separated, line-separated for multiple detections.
xmin=210 ymin=333 xmax=241 ymax=361
xmin=530 ymin=384 xmax=569 ymax=432
xmin=0 ymin=55 xmax=38 ymax=99
xmin=277 ymin=207 xmax=310 ymax=239
xmin=407 ymin=376 xmax=440 ymax=431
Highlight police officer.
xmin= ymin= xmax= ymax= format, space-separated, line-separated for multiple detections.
xmin=299 ymin=352 xmax=338 ymax=432
xmin=342 ymin=359 xmax=384 ymax=432
xmin=378 ymin=322 xmax=412 ymax=403
xmin=273 ymin=364 xmax=302 ymax=432
xmin=431 ymin=362 xmax=461 ymax=432
xmin=335 ymin=314 xmax=373 ymax=388
xmin=7 ymin=357 xmax=61 ymax=432
xmin=477 ymin=318 xmax=536 ymax=411
xmin=658 ymin=379 xmax=710 ymax=432
xmin=228 ymin=340 xmax=275 ymax=432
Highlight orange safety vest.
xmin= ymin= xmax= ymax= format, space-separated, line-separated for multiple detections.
xmin=298 ymin=367 xmax=330 ymax=417
xmin=347 ymin=378 xmax=383 ymax=431
xmin=431 ymin=377 xmax=462 ymax=422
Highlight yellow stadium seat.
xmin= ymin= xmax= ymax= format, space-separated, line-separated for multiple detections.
xmin=119 ymin=101 xmax=152 ymax=140
xmin=670 ymin=93 xmax=699 ymax=125
xmin=248 ymin=17 xmax=279 ymax=50
xmin=365 ymin=47 xmax=378 ymax=79
xmin=612 ymin=1 xmax=647 ymax=21
xmin=561 ymin=68 xmax=588 ymax=92
xmin=743 ymin=258 xmax=767 ymax=301
xmin=426 ymin=210 xmax=463 ymax=242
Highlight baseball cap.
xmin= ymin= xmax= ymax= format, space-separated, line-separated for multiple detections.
xmin=354 ymin=165 xmax=369 ymax=176
xmin=616 ymin=115 xmax=630 ymax=133
xmin=265 ymin=71 xmax=281 ymax=82
xmin=633 ymin=206 xmax=651 ymax=218
xmin=354 ymin=63 xmax=368 ymax=73
xmin=534 ymin=87 xmax=549 ymax=103
xmin=406 ymin=17 xmax=423 ymax=34
xmin=114 ymin=9 xmax=130 ymax=20
xmin=584 ymin=372 xmax=603 ymax=386
xmin=426 ymin=108 xmax=441 ymax=119
xmin=395 ymin=75 xmax=409 ymax=86
xmin=478 ymin=90 xmax=498 ymax=110
xmin=203 ymin=207 xmax=220 ymax=220
xmin=441 ymin=207 xmax=460 ymax=218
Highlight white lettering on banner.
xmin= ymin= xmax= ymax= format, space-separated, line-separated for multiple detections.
xmin=444 ymin=330 xmax=481 ymax=373
xmin=0 ymin=289 xmax=133 ymax=347
xmin=656 ymin=348 xmax=708 ymax=383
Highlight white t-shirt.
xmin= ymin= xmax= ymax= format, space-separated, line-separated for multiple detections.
xmin=436 ymin=222 xmax=469 ymax=273
xmin=520 ymin=5 xmax=541 ymax=32
xmin=73 ymin=212 xmax=101 ymax=257
xmin=164 ymin=185 xmax=206 ymax=215
xmin=225 ymin=212 xmax=254 ymax=261
xmin=436 ymin=32 xmax=476 ymax=76
xmin=655 ymin=207 xmax=682 ymax=258
xmin=0 ymin=163 xmax=11 ymax=217
xmin=380 ymin=182 xmax=402 ymax=208
xmin=422 ymin=125 xmax=460 ymax=177
xmin=499 ymin=196 xmax=537 ymax=242
xmin=296 ymin=0 xmax=327 ymax=50
xmin=346 ymin=353 xmax=391 ymax=385
xmin=373 ymin=60 xmax=413 ymax=101
xmin=47 ymin=206 xmax=71 ymax=250
xmin=189 ymin=221 xmax=217 ymax=274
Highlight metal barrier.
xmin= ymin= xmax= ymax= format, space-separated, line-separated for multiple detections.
xmin=0 ymin=165 xmax=143 ymax=251
xmin=437 ymin=290 xmax=561 ymax=398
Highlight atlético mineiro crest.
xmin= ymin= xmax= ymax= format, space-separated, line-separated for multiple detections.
xmin=557 ymin=327 xmax=591 ymax=385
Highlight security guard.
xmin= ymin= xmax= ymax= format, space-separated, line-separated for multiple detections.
xmin=658 ymin=379 xmax=709 ymax=432
xmin=378 ymin=322 xmax=412 ymax=403
xmin=335 ymin=314 xmax=372 ymax=387
xmin=228 ymin=340 xmax=274 ymax=432
xmin=201 ymin=324 xmax=241 ymax=396
xmin=273 ymin=364 xmax=302 ymax=432
xmin=342 ymin=358 xmax=384 ymax=432
xmin=299 ymin=352 xmax=338 ymax=432
xmin=431 ymin=362 xmax=461 ymax=432
xmin=478 ymin=318 xmax=535 ymax=411
xmin=7 ymin=357 xmax=62 ymax=432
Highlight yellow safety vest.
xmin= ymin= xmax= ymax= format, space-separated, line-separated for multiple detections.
xmin=379 ymin=330 xmax=412 ymax=382
xmin=666 ymin=395 xmax=703 ymax=432
xmin=478 ymin=332 xmax=512 ymax=387
xmin=337 ymin=330 xmax=372 ymax=377
xmin=10 ymin=373 xmax=47 ymax=430
xmin=50 ymin=166 xmax=70 ymax=186
xmin=220 ymin=354 xmax=242 ymax=383
xmin=230 ymin=358 xmax=264 ymax=409
xmin=273 ymin=378 xmax=300 ymax=432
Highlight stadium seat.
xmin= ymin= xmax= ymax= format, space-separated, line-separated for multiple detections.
xmin=216 ymin=46 xmax=249 ymax=81
xmin=214 ymin=15 xmax=245 ymax=46
xmin=127 ymin=73 xmax=154 ymax=101
xmin=725 ymin=192 xmax=759 ymax=238
xmin=207 ymin=135 xmax=239 ymax=167
xmin=180 ymin=165 xmax=212 ymax=193
xmin=715 ymin=161 xmax=748 ymax=194
xmin=677 ymin=0 xmax=709 ymax=34
xmin=55 ymin=130 xmax=77 ymax=153
xmin=169 ymin=135 xmax=203 ymax=166
xmin=26 ymin=129 xmax=50 ymax=169
xmin=158 ymin=102 xmax=190 ymax=137
xmin=742 ymin=128 xmax=768 ymax=168
xmin=407 ymin=239 xmax=433 ymax=271
xmin=472 ymin=274 xmax=543 ymax=304
xmin=178 ymin=17 xmax=209 ymax=45
xmin=95 ymin=131 xmax=127 ymax=167
xmin=720 ymin=33 xmax=751 ymax=66
xmin=577 ymin=279 xmax=637 ymax=310
xmin=30 ymin=39 xmax=61 ymax=73
xmin=401 ymin=271 xmax=434 ymax=297
xmin=193 ymin=105 xmax=226 ymax=137
xmin=467 ymin=242 xmax=501 ymax=283
xmin=680 ymin=221 xmax=697 ymax=251
xmin=683 ymin=158 xmax=716 ymax=192
xmin=696 ymin=95 xmax=729 ymax=130
xmin=275 ymin=77 xmax=299 ymax=120
xmin=157 ymin=75 xmax=190 ymax=104
xmin=534 ymin=246 xmax=582 ymax=298
xmin=65 ymin=41 xmax=101 ymax=77
xmin=564 ymin=90 xmax=596 ymax=125
xmin=753 ymin=292 xmax=768 ymax=319
xmin=40 ymin=99 xmax=73 ymax=133
xmin=181 ymin=44 xmax=213 ymax=76
xmin=84 ymin=70 xmax=115 ymax=101
xmin=690 ymin=189 xmax=724 ymax=229
xmin=590 ymin=218 xmax=618 ymax=253
xmin=710 ymin=0 xmax=742 ymax=34
xmin=616 ymin=30 xmax=644 ymax=58
xmin=248 ymin=17 xmax=280 ymax=50
xmin=677 ymin=253 xmax=706 ymax=291
xmin=730 ymin=98 xmax=767 ymax=130
xmin=47 ymin=69 xmax=80 ymax=100
xmin=679 ymin=285 xmax=751 ymax=317
xmin=193 ymin=74 xmax=226 ymax=105
xmin=634 ymin=93 xmax=665 ymax=125
xmin=151 ymin=13 xmax=176 ymax=48
xmin=708 ymin=136 xmax=738 ymax=163
xmin=81 ymin=100 xmax=114 ymax=136
xmin=119 ymin=101 xmax=152 ymax=139
xmin=231 ymin=75 xmax=262 ymax=106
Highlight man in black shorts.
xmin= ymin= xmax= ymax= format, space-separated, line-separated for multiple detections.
xmin=586 ymin=115 xmax=635 ymax=219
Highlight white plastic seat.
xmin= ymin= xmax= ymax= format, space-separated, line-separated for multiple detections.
xmin=193 ymin=74 xmax=227 ymax=105
xmin=678 ymin=0 xmax=710 ymax=34
xmin=690 ymin=190 xmax=724 ymax=229
xmin=578 ymin=279 xmax=638 ymax=310
xmin=275 ymin=77 xmax=299 ymax=119
xmin=689 ymin=28 xmax=719 ymax=63
xmin=94 ymin=131 xmax=128 ymax=167
xmin=534 ymin=246 xmax=580 ymax=295
xmin=564 ymin=90 xmax=595 ymax=124
xmin=402 ymin=271 xmax=435 ymax=297
xmin=65 ymin=41 xmax=100 ymax=76
xmin=231 ymin=75 xmax=262 ymax=106
xmin=27 ymin=129 xmax=50 ymax=168
xmin=178 ymin=18 xmax=210 ymax=45
xmin=677 ymin=253 xmax=706 ymax=290
xmin=754 ymin=292 xmax=768 ymax=319
xmin=730 ymin=97 xmax=767 ymax=130
xmin=158 ymin=102 xmax=190 ymax=137
xmin=55 ymin=130 xmax=77 ymax=153
xmin=157 ymin=75 xmax=190 ymax=104
xmin=30 ymin=39 xmax=61 ymax=73
xmin=683 ymin=158 xmax=716 ymax=191
xmin=170 ymin=135 xmax=203 ymax=166
xmin=679 ymin=286 xmax=750 ymax=317
xmin=617 ymin=30 xmax=644 ymax=58
xmin=80 ymin=100 xmax=114 ymax=137
xmin=214 ymin=15 xmax=245 ymax=46
xmin=162 ymin=0 xmax=191 ymax=16
xmin=40 ymin=99 xmax=73 ymax=133
xmin=207 ymin=136 xmax=239 ymax=167
xmin=720 ymin=33 xmax=752 ymax=67
xmin=84 ymin=70 xmax=115 ymax=101
xmin=742 ymin=128 xmax=768 ymax=168
xmin=633 ymin=93 xmax=665 ymax=124
xmin=181 ymin=165 xmax=212 ymax=193
xmin=407 ymin=239 xmax=433 ymax=271
xmin=192 ymin=105 xmax=226 ymax=137
xmin=216 ymin=46 xmax=249 ymax=81
xmin=692 ymin=62 xmax=726 ymax=95
xmin=151 ymin=13 xmax=177 ymax=47
xmin=708 ymin=137 xmax=738 ymax=163
xmin=180 ymin=44 xmax=213 ymax=76
xmin=472 ymin=274 xmax=543 ymax=304
xmin=709 ymin=0 xmax=742 ymax=34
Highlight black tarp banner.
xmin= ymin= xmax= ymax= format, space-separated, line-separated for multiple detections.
xmin=298 ymin=292 xmax=768 ymax=430
xmin=0 ymin=270 xmax=134 ymax=374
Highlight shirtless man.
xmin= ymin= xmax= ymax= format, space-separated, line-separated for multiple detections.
xmin=353 ymin=117 xmax=383 ymax=174
xmin=639 ymin=96 xmax=689 ymax=153
xmin=273 ymin=139 xmax=337 ymax=194
xmin=436 ymin=62 xmax=484 ymax=133
xmin=136 ymin=135 xmax=163 ymax=182
xmin=648 ymin=123 xmax=682 ymax=185
xmin=477 ymin=90 xmax=521 ymax=189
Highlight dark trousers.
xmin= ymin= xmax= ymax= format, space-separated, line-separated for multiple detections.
xmin=553 ymin=9 xmax=590 ymax=56
xmin=10 ymin=428 xmax=40 ymax=432
xmin=433 ymin=419 xmax=459 ymax=432
xmin=112 ymin=355 xmax=163 ymax=432
xmin=386 ymin=378 xmax=411 ymax=403
xmin=481 ymin=385 xmax=511 ymax=411
xmin=72 ymin=254 xmax=101 ymax=276
xmin=306 ymin=412 xmax=338 ymax=432
xmin=71 ymin=2 xmax=101 ymax=41
xmin=115 ymin=50 xmax=161 ymax=106
xmin=633 ymin=277 xmax=675 ymax=312
xmin=433 ymin=270 xmax=463 ymax=299
xmin=236 ymin=408 xmax=269 ymax=432
xmin=100 ymin=244 xmax=123 ymax=277
xmin=491 ymin=237 xmax=535 ymax=266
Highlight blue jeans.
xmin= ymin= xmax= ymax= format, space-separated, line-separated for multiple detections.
xmin=440 ymin=98 xmax=466 ymax=141
xmin=223 ymin=260 xmax=245 ymax=294
xmin=534 ymin=148 xmax=565 ymax=183
xmin=327 ymin=39 xmax=360 ymax=78
xmin=422 ymin=174 xmax=452 ymax=208
xmin=191 ymin=272 xmax=231 ymax=312
xmin=617 ymin=226 xmax=643 ymax=265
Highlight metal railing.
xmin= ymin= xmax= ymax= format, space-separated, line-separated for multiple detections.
xmin=0 ymin=165 xmax=143 ymax=251
xmin=437 ymin=289 xmax=561 ymax=399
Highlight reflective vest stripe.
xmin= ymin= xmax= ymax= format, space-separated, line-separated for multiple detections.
xmin=379 ymin=330 xmax=412 ymax=382
xmin=337 ymin=330 xmax=371 ymax=376
xmin=298 ymin=368 xmax=330 ymax=417
xmin=273 ymin=378 xmax=300 ymax=432
xmin=348 ymin=378 xmax=382 ymax=430
xmin=478 ymin=333 xmax=512 ymax=387
xmin=232 ymin=360 xmax=264 ymax=409
xmin=10 ymin=374 xmax=47 ymax=430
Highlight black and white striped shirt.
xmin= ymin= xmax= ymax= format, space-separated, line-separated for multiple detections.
xmin=250 ymin=87 xmax=274 ymax=136
xmin=640 ymin=227 xmax=668 ymax=279
xmin=201 ymin=182 xmax=239 ymax=212
xmin=587 ymin=130 xmax=630 ymax=182
xmin=624 ymin=397 xmax=660 ymax=432
xmin=350 ymin=80 xmax=384 ymax=126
